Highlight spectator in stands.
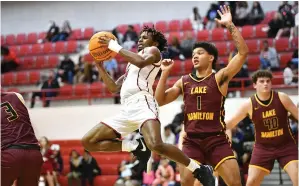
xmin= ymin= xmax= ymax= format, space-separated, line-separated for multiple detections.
xmin=40 ymin=137 xmax=55 ymax=186
xmin=168 ymin=37 xmax=185 ymax=60
xmin=112 ymin=27 xmax=124 ymax=45
xmin=45 ymin=21 xmax=60 ymax=42
xmin=234 ymin=1 xmax=249 ymax=26
xmin=104 ymin=58 xmax=118 ymax=80
xmin=263 ymin=12 xmax=284 ymax=38
xmin=1 ymin=46 xmax=19 ymax=73
xmin=248 ymin=1 xmax=264 ymax=25
xmin=58 ymin=55 xmax=75 ymax=84
xmin=283 ymin=61 xmax=297 ymax=85
xmin=153 ymin=157 xmax=175 ymax=186
xmin=67 ymin=150 xmax=83 ymax=186
xmin=81 ymin=150 xmax=101 ymax=186
xmin=277 ymin=1 xmax=296 ymax=40
xmin=205 ymin=3 xmax=218 ymax=30
xmin=115 ymin=154 xmax=142 ymax=186
xmin=189 ymin=7 xmax=203 ymax=31
xmin=180 ymin=31 xmax=196 ymax=58
xmin=122 ymin=25 xmax=138 ymax=50
xmin=52 ymin=20 xmax=72 ymax=42
xmin=162 ymin=125 xmax=176 ymax=145
xmin=75 ymin=55 xmax=86 ymax=83
xmin=259 ymin=40 xmax=280 ymax=70
xmin=30 ymin=70 xmax=60 ymax=108
xmin=51 ymin=144 xmax=63 ymax=186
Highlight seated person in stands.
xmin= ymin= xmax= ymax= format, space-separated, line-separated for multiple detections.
xmin=162 ymin=125 xmax=176 ymax=145
xmin=122 ymin=25 xmax=138 ymax=50
xmin=103 ymin=58 xmax=118 ymax=80
xmin=259 ymin=40 xmax=280 ymax=70
xmin=51 ymin=144 xmax=64 ymax=186
xmin=68 ymin=150 xmax=83 ymax=186
xmin=52 ymin=20 xmax=72 ymax=42
xmin=248 ymin=1 xmax=264 ymax=25
xmin=31 ymin=70 xmax=60 ymax=108
xmin=81 ymin=150 xmax=101 ymax=186
xmin=57 ymin=55 xmax=75 ymax=84
xmin=152 ymin=157 xmax=175 ymax=186
xmin=283 ymin=61 xmax=298 ymax=85
xmin=168 ymin=37 xmax=185 ymax=60
xmin=45 ymin=20 xmax=60 ymax=42
xmin=1 ymin=46 xmax=19 ymax=73
xmin=40 ymin=137 xmax=56 ymax=186
xmin=278 ymin=1 xmax=296 ymax=40
xmin=115 ymin=154 xmax=143 ymax=186
xmin=180 ymin=32 xmax=196 ymax=58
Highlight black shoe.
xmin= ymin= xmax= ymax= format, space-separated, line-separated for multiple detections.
xmin=131 ymin=137 xmax=151 ymax=172
xmin=193 ymin=165 xmax=217 ymax=186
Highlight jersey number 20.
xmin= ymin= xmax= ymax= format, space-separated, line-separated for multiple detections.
xmin=1 ymin=102 xmax=19 ymax=122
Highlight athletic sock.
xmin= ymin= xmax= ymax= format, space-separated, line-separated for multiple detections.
xmin=187 ymin=158 xmax=201 ymax=172
xmin=121 ymin=139 xmax=139 ymax=152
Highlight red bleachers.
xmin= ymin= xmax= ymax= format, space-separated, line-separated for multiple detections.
xmin=27 ymin=32 xmax=38 ymax=44
xmin=168 ymin=20 xmax=180 ymax=32
xmin=181 ymin=19 xmax=193 ymax=31
xmin=275 ymin=38 xmax=289 ymax=52
xmin=16 ymin=33 xmax=26 ymax=45
xmin=6 ymin=34 xmax=16 ymax=45
xmin=211 ymin=28 xmax=225 ymax=41
xmin=155 ymin=21 xmax=168 ymax=33
xmin=255 ymin=24 xmax=267 ymax=38
xmin=241 ymin=26 xmax=254 ymax=39
xmin=197 ymin=30 xmax=210 ymax=41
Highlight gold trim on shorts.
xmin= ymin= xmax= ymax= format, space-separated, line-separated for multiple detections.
xmin=249 ymin=164 xmax=271 ymax=174
xmin=283 ymin=160 xmax=299 ymax=171
xmin=214 ymin=156 xmax=236 ymax=170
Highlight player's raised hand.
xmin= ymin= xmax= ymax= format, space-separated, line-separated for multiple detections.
xmin=161 ymin=59 xmax=174 ymax=72
xmin=214 ymin=5 xmax=232 ymax=27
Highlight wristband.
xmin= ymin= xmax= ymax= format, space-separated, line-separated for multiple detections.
xmin=108 ymin=40 xmax=123 ymax=53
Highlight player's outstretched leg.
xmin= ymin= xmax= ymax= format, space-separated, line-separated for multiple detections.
xmin=82 ymin=123 xmax=151 ymax=171
xmin=284 ymin=160 xmax=298 ymax=186
xmin=140 ymin=119 xmax=216 ymax=186
xmin=246 ymin=166 xmax=269 ymax=186
xmin=82 ymin=123 xmax=122 ymax=152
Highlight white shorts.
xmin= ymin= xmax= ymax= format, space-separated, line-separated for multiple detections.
xmin=102 ymin=93 xmax=159 ymax=137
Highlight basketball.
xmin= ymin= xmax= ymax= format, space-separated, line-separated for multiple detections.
xmin=88 ymin=31 xmax=118 ymax=61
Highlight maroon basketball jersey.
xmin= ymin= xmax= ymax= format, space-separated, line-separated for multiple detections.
xmin=251 ymin=91 xmax=296 ymax=147
xmin=1 ymin=92 xmax=38 ymax=150
xmin=182 ymin=73 xmax=226 ymax=134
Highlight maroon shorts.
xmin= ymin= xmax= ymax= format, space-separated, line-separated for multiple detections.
xmin=182 ymin=134 xmax=235 ymax=170
xmin=250 ymin=143 xmax=298 ymax=173
xmin=1 ymin=148 xmax=43 ymax=186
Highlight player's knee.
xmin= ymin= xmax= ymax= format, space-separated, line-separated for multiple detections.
xmin=81 ymin=135 xmax=94 ymax=151
xmin=245 ymin=177 xmax=256 ymax=186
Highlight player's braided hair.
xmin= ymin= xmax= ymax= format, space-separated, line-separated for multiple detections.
xmin=141 ymin=26 xmax=167 ymax=52
xmin=252 ymin=70 xmax=273 ymax=83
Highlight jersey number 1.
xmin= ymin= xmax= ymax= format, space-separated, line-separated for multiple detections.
xmin=197 ymin=96 xmax=201 ymax=110
xmin=1 ymin=102 xmax=19 ymax=122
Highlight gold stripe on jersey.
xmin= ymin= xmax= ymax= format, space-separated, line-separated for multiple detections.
xmin=219 ymin=96 xmax=226 ymax=130
xmin=249 ymin=165 xmax=271 ymax=174
xmin=188 ymin=72 xmax=213 ymax=83
xmin=254 ymin=91 xmax=274 ymax=107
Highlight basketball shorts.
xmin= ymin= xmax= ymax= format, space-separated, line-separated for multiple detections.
xmin=182 ymin=133 xmax=236 ymax=170
xmin=102 ymin=93 xmax=159 ymax=137
xmin=1 ymin=148 xmax=43 ymax=186
xmin=249 ymin=143 xmax=298 ymax=173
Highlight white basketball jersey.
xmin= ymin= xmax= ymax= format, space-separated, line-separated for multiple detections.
xmin=120 ymin=50 xmax=161 ymax=101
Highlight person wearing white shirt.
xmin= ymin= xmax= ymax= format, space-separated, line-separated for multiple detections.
xmin=162 ymin=125 xmax=176 ymax=145
xmin=283 ymin=61 xmax=295 ymax=85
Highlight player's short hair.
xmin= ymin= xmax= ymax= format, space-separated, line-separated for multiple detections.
xmin=193 ymin=42 xmax=218 ymax=67
xmin=251 ymin=70 xmax=273 ymax=83
xmin=141 ymin=26 xmax=167 ymax=52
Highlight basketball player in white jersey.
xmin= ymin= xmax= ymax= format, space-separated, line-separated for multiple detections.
xmin=81 ymin=26 xmax=216 ymax=185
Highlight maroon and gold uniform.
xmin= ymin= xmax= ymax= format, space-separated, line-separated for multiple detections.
xmin=249 ymin=91 xmax=298 ymax=173
xmin=182 ymin=72 xmax=235 ymax=170
xmin=1 ymin=92 xmax=43 ymax=186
